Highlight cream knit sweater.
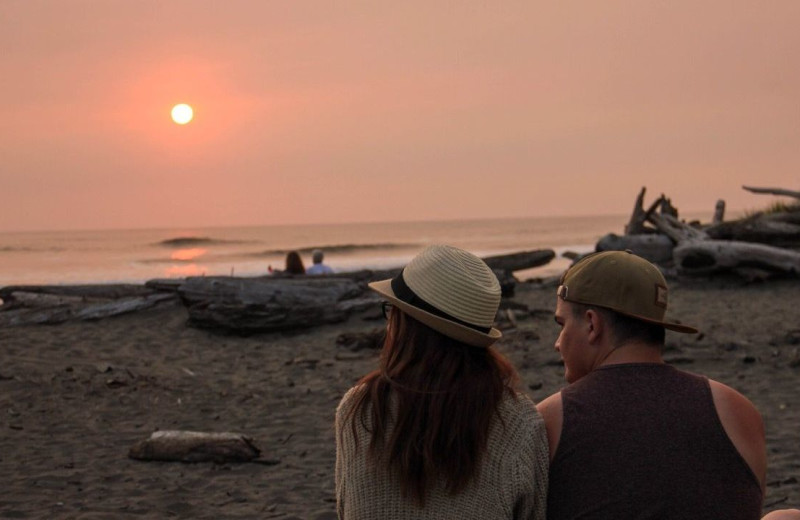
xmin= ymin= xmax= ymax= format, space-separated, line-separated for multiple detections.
xmin=335 ymin=387 xmax=548 ymax=520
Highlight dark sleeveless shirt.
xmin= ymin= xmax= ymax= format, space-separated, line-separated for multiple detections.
xmin=547 ymin=364 xmax=763 ymax=520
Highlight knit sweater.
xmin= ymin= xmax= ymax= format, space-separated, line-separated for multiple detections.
xmin=335 ymin=387 xmax=548 ymax=520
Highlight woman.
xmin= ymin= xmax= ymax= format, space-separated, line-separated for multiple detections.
xmin=335 ymin=245 xmax=548 ymax=519
xmin=284 ymin=250 xmax=305 ymax=274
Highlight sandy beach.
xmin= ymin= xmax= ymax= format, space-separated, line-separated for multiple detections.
xmin=1 ymin=276 xmax=799 ymax=519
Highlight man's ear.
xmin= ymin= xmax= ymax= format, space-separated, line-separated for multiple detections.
xmin=585 ymin=309 xmax=603 ymax=344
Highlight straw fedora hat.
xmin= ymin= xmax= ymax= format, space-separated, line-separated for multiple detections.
xmin=368 ymin=245 xmax=502 ymax=347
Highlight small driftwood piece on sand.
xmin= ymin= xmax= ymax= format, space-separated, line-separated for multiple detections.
xmin=129 ymin=431 xmax=260 ymax=463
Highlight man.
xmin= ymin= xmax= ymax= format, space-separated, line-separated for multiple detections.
xmin=306 ymin=249 xmax=334 ymax=275
xmin=538 ymin=250 xmax=767 ymax=520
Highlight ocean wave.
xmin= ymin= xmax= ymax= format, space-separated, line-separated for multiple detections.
xmin=156 ymin=236 xmax=255 ymax=247
xmin=0 ymin=246 xmax=65 ymax=253
xmin=250 ymin=243 xmax=420 ymax=257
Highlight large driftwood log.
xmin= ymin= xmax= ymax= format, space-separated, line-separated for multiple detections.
xmin=674 ymin=240 xmax=800 ymax=276
xmin=611 ymin=187 xmax=800 ymax=279
xmin=705 ymin=212 xmax=800 ymax=248
xmin=177 ymin=250 xmax=554 ymax=333
xmin=178 ymin=277 xmax=366 ymax=333
xmin=596 ymin=233 xmax=674 ymax=264
xmin=742 ymin=185 xmax=800 ymax=200
xmin=129 ymin=431 xmax=261 ymax=463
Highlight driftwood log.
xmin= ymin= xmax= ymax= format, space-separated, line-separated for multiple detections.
xmin=606 ymin=187 xmax=800 ymax=279
xmin=482 ymin=250 xmax=555 ymax=273
xmin=175 ymin=250 xmax=554 ymax=333
xmin=596 ymin=233 xmax=674 ymax=264
xmin=129 ymin=431 xmax=261 ymax=463
xmin=742 ymin=185 xmax=800 ymax=200
xmin=674 ymin=240 xmax=800 ymax=277
xmin=705 ymin=211 xmax=800 ymax=248
xmin=178 ymin=277 xmax=367 ymax=333
xmin=0 ymin=250 xmax=554 ymax=332
xmin=0 ymin=291 xmax=177 ymax=328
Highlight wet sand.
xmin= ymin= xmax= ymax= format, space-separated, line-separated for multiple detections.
xmin=1 ymin=277 xmax=799 ymax=518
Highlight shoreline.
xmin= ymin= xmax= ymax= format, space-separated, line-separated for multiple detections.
xmin=0 ymin=277 xmax=798 ymax=517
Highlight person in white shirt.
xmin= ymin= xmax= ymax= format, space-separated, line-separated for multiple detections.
xmin=306 ymin=249 xmax=334 ymax=275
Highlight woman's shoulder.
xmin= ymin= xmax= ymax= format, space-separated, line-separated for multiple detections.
xmin=494 ymin=390 xmax=545 ymax=436
xmin=336 ymin=384 xmax=366 ymax=416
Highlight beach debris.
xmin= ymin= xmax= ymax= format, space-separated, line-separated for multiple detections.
xmin=789 ymin=348 xmax=800 ymax=368
xmin=128 ymin=430 xmax=261 ymax=463
xmin=336 ymin=329 xmax=384 ymax=351
xmin=178 ymin=277 xmax=362 ymax=334
xmin=599 ymin=186 xmax=800 ymax=279
xmin=783 ymin=330 xmax=800 ymax=346
xmin=481 ymin=250 xmax=555 ymax=273
xmin=0 ymin=286 xmax=178 ymax=328
xmin=163 ymin=250 xmax=555 ymax=334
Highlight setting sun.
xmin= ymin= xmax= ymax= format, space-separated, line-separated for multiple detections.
xmin=171 ymin=103 xmax=194 ymax=125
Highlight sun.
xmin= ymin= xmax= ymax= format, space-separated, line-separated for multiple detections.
xmin=171 ymin=103 xmax=194 ymax=125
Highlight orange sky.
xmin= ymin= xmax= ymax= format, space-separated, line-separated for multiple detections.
xmin=1 ymin=1 xmax=798 ymax=232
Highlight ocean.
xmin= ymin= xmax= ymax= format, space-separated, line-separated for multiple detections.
xmin=0 ymin=215 xmax=636 ymax=287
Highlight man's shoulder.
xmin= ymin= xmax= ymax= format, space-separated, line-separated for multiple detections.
xmin=707 ymin=378 xmax=766 ymax=489
xmin=707 ymin=379 xmax=762 ymax=424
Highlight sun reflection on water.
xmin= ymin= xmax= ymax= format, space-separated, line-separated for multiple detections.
xmin=170 ymin=248 xmax=207 ymax=261
xmin=165 ymin=264 xmax=207 ymax=277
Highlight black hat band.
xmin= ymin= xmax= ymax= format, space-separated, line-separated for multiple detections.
xmin=390 ymin=269 xmax=491 ymax=334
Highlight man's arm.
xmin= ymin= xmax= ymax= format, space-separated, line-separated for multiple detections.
xmin=708 ymin=379 xmax=767 ymax=493
xmin=536 ymin=392 xmax=564 ymax=462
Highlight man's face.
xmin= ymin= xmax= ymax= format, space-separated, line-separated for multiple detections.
xmin=554 ymin=298 xmax=593 ymax=384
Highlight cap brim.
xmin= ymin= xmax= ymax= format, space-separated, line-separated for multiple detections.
xmin=638 ymin=315 xmax=698 ymax=334
xmin=368 ymin=279 xmax=502 ymax=348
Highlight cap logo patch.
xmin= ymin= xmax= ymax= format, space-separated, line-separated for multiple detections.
xmin=655 ymin=284 xmax=668 ymax=308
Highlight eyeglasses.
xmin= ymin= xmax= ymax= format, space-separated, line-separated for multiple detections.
xmin=381 ymin=301 xmax=393 ymax=319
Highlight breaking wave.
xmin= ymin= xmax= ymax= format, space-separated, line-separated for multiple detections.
xmin=250 ymin=243 xmax=420 ymax=257
xmin=156 ymin=236 xmax=254 ymax=247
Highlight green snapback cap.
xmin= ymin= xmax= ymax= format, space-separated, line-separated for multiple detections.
xmin=557 ymin=250 xmax=698 ymax=334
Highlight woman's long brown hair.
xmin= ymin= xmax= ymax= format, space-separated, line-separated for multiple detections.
xmin=345 ymin=307 xmax=519 ymax=505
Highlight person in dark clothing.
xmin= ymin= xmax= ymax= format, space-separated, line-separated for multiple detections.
xmin=538 ymin=250 xmax=797 ymax=520
xmin=284 ymin=251 xmax=305 ymax=275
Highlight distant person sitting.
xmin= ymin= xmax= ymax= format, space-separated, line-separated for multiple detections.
xmin=284 ymin=251 xmax=305 ymax=275
xmin=305 ymin=249 xmax=334 ymax=275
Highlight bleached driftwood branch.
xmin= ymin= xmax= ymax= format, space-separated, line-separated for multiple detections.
xmin=742 ymin=185 xmax=800 ymax=200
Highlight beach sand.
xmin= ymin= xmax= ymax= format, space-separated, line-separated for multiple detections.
xmin=1 ymin=277 xmax=799 ymax=518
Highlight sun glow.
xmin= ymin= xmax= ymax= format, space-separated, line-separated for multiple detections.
xmin=171 ymin=103 xmax=194 ymax=125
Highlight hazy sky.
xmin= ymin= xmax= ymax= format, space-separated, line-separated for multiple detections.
xmin=2 ymin=1 xmax=798 ymax=232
